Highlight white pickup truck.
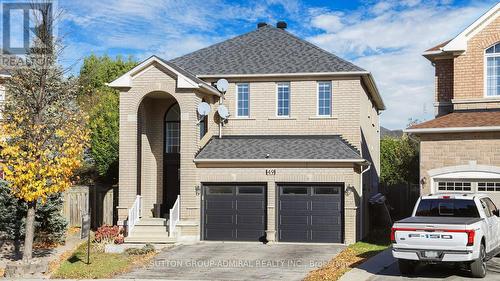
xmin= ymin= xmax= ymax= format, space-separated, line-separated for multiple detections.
xmin=391 ymin=193 xmax=500 ymax=278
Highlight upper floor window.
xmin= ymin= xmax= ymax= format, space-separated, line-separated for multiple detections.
xmin=276 ymin=82 xmax=290 ymax=117
xmin=199 ymin=100 xmax=208 ymax=139
xmin=236 ymin=83 xmax=249 ymax=117
xmin=317 ymin=81 xmax=332 ymax=116
xmin=485 ymin=42 xmax=500 ymax=97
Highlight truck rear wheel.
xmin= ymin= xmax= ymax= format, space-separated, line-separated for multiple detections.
xmin=398 ymin=259 xmax=415 ymax=275
xmin=470 ymin=243 xmax=487 ymax=278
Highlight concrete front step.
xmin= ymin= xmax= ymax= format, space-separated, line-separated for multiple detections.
xmin=124 ymin=236 xmax=176 ymax=244
xmin=125 ymin=217 xmax=174 ymax=244
xmin=135 ymin=218 xmax=167 ymax=226
xmin=129 ymin=232 xmax=170 ymax=239
xmin=131 ymin=226 xmax=169 ymax=234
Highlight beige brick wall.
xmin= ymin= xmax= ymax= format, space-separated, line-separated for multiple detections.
xmin=453 ymin=16 xmax=500 ymax=101
xmin=419 ymin=132 xmax=500 ymax=194
xmin=118 ymin=63 xmax=381 ymax=244
xmin=211 ymin=77 xmax=363 ymax=150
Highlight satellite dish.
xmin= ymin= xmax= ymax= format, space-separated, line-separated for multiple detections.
xmin=217 ymin=105 xmax=229 ymax=119
xmin=216 ymin=78 xmax=229 ymax=93
xmin=197 ymin=102 xmax=210 ymax=116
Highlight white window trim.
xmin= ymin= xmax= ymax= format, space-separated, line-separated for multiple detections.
xmin=316 ymin=81 xmax=332 ymax=117
xmin=235 ymin=83 xmax=250 ymax=118
xmin=275 ymin=82 xmax=290 ymax=117
xmin=484 ymin=42 xmax=500 ymax=98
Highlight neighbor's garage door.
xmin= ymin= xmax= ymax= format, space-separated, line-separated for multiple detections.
xmin=278 ymin=184 xmax=343 ymax=243
xmin=203 ymin=184 xmax=266 ymax=241
xmin=436 ymin=180 xmax=500 ymax=207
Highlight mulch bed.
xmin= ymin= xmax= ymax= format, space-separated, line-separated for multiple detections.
xmin=304 ymin=246 xmax=385 ymax=281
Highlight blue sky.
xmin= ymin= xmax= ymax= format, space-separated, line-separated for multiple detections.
xmin=57 ymin=0 xmax=498 ymax=129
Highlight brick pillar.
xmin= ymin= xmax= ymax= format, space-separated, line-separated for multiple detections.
xmin=266 ymin=181 xmax=276 ymax=242
xmin=117 ymin=93 xmax=140 ymax=224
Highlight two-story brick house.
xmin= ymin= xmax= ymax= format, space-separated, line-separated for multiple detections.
xmin=110 ymin=22 xmax=384 ymax=244
xmin=406 ymin=4 xmax=500 ymax=205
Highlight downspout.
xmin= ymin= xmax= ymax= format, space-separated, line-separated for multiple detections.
xmin=218 ymin=96 xmax=223 ymax=138
xmin=359 ymin=162 xmax=371 ymax=241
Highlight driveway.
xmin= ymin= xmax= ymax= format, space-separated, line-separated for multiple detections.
xmin=121 ymin=242 xmax=345 ymax=280
xmin=369 ymin=258 xmax=500 ymax=281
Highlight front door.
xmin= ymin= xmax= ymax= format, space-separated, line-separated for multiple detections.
xmin=163 ymin=154 xmax=180 ymax=213
xmin=163 ymin=103 xmax=181 ymax=217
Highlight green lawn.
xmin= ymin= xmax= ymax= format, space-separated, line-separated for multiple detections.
xmin=350 ymin=228 xmax=391 ymax=258
xmin=51 ymin=243 xmax=153 ymax=279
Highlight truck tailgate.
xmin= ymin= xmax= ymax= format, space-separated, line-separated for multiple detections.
xmin=392 ymin=217 xmax=481 ymax=250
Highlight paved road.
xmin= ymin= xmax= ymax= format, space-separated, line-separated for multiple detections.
xmin=120 ymin=242 xmax=344 ymax=281
xmin=369 ymin=258 xmax=500 ymax=281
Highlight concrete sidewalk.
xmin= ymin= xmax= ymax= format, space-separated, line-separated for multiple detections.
xmin=339 ymin=248 xmax=395 ymax=281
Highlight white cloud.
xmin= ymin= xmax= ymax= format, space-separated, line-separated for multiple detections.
xmin=59 ymin=0 xmax=299 ymax=62
xmin=308 ymin=1 xmax=493 ymax=129
xmin=310 ymin=12 xmax=345 ymax=32
xmin=371 ymin=1 xmax=395 ymax=15
xmin=56 ymin=0 xmax=497 ymax=129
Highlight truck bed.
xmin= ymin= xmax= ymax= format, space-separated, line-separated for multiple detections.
xmin=396 ymin=216 xmax=483 ymax=225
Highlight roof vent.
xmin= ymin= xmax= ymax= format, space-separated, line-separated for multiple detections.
xmin=276 ymin=21 xmax=287 ymax=29
xmin=257 ymin=22 xmax=267 ymax=28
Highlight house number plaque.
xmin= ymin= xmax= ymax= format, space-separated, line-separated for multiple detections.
xmin=266 ymin=169 xmax=276 ymax=175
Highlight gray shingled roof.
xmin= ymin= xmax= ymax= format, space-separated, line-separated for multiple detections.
xmin=170 ymin=25 xmax=365 ymax=75
xmin=195 ymin=135 xmax=361 ymax=160
xmin=156 ymin=56 xmax=207 ymax=85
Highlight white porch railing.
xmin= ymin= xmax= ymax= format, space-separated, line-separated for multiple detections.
xmin=127 ymin=195 xmax=141 ymax=236
xmin=169 ymin=195 xmax=180 ymax=237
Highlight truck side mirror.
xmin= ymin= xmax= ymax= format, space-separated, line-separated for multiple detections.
xmin=493 ymin=209 xmax=500 ymax=217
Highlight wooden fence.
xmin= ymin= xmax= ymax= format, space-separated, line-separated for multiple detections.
xmin=62 ymin=185 xmax=88 ymax=227
xmin=62 ymin=184 xmax=117 ymax=229
xmin=380 ymin=183 xmax=420 ymax=220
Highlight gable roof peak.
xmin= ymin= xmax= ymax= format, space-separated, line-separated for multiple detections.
xmin=169 ymin=24 xmax=365 ymax=76
xmin=424 ymin=2 xmax=500 ymax=58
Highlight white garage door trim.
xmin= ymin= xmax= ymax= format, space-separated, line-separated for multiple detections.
xmin=429 ymin=163 xmax=500 ymax=193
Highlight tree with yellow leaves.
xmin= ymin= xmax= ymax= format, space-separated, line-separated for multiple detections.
xmin=0 ymin=7 xmax=89 ymax=262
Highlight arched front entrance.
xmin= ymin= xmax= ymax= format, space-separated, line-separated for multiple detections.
xmin=163 ymin=103 xmax=181 ymax=217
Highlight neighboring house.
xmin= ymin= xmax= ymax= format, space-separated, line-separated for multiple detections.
xmin=109 ymin=22 xmax=385 ymax=244
xmin=406 ymin=4 xmax=500 ymax=205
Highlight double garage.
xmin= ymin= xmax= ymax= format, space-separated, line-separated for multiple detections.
xmin=202 ymin=183 xmax=344 ymax=243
